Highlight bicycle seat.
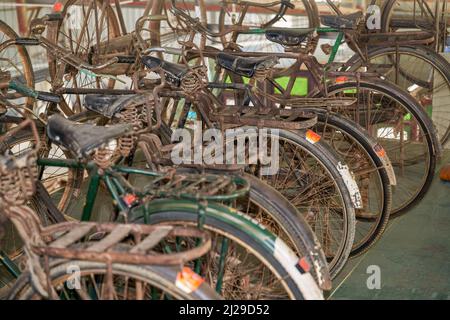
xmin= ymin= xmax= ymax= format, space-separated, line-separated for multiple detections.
xmin=265 ymin=28 xmax=315 ymax=47
xmin=84 ymin=94 xmax=148 ymax=118
xmin=320 ymin=12 xmax=363 ymax=30
xmin=216 ymin=52 xmax=279 ymax=78
xmin=141 ymin=56 xmax=189 ymax=87
xmin=47 ymin=114 xmax=132 ymax=159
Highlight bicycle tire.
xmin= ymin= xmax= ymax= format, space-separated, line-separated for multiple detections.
xmin=346 ymin=45 xmax=450 ymax=145
xmin=174 ymin=167 xmax=331 ymax=290
xmin=7 ymin=260 xmax=221 ymax=300
xmin=131 ymin=200 xmax=323 ymax=300
xmin=46 ymin=0 xmax=121 ymax=114
xmin=322 ymin=79 xmax=440 ymax=217
xmin=150 ymin=121 xmax=331 ymax=288
xmin=249 ymin=128 xmax=357 ymax=279
xmin=0 ymin=19 xmax=34 ymax=111
xmin=308 ymin=108 xmax=392 ymax=256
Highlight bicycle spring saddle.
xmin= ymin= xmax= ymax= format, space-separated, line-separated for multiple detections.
xmin=141 ymin=56 xmax=189 ymax=87
xmin=47 ymin=114 xmax=132 ymax=159
xmin=265 ymin=28 xmax=315 ymax=47
xmin=216 ymin=52 xmax=279 ymax=78
xmin=84 ymin=94 xmax=148 ymax=118
xmin=320 ymin=12 xmax=363 ymax=30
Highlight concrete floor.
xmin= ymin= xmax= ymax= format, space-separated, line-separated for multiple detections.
xmin=329 ymin=151 xmax=450 ymax=300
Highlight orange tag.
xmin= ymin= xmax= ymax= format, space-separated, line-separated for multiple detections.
xmin=373 ymin=144 xmax=386 ymax=157
xmin=306 ymin=130 xmax=321 ymax=144
xmin=53 ymin=2 xmax=63 ymax=12
xmin=336 ymin=76 xmax=348 ymax=83
xmin=176 ymin=267 xmax=204 ymax=293
xmin=122 ymin=194 xmax=138 ymax=207
xmin=298 ymin=257 xmax=311 ymax=273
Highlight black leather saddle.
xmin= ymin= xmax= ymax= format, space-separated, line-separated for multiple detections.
xmin=216 ymin=52 xmax=279 ymax=78
xmin=141 ymin=56 xmax=189 ymax=87
xmin=320 ymin=12 xmax=363 ymax=30
xmin=84 ymin=94 xmax=148 ymax=118
xmin=265 ymin=28 xmax=315 ymax=47
xmin=47 ymin=114 xmax=132 ymax=159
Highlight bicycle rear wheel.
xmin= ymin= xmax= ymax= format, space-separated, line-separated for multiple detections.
xmin=0 ymin=20 xmax=34 ymax=111
xmin=8 ymin=261 xmax=220 ymax=300
xmin=308 ymin=109 xmax=392 ymax=256
xmin=347 ymin=45 xmax=450 ymax=145
xmin=46 ymin=0 xmax=122 ymax=115
xmin=323 ymin=79 xmax=440 ymax=217
xmin=132 ymin=200 xmax=323 ymax=300
xmin=249 ymin=128 xmax=357 ymax=279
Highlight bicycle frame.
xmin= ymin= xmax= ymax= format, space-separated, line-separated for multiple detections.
xmin=37 ymin=157 xmax=248 ymax=221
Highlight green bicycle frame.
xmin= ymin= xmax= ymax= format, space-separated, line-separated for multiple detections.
xmin=37 ymin=158 xmax=164 ymax=222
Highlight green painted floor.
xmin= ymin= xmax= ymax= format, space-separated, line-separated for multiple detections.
xmin=329 ymin=152 xmax=450 ymax=300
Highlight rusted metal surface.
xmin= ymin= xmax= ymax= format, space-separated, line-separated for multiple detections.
xmin=0 ymin=119 xmax=214 ymax=298
xmin=36 ymin=223 xmax=212 ymax=266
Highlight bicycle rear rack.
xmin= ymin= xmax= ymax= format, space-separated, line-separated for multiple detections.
xmin=35 ymin=222 xmax=211 ymax=265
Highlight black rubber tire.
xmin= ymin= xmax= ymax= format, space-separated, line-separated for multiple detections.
xmin=133 ymin=209 xmax=318 ymax=300
xmin=322 ymin=79 xmax=440 ymax=218
xmin=244 ymin=173 xmax=330 ymax=289
xmin=346 ymin=45 xmax=450 ymax=145
xmin=0 ymin=19 xmax=35 ymax=110
xmin=255 ymin=129 xmax=357 ymax=279
xmin=7 ymin=261 xmax=221 ymax=300
xmin=308 ymin=108 xmax=392 ymax=256
xmin=176 ymin=166 xmax=331 ymax=290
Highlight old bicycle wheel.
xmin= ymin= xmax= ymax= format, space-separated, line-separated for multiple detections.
xmin=250 ymin=128 xmax=357 ymax=279
xmin=153 ymin=93 xmax=357 ymax=279
xmin=8 ymin=261 xmax=220 ymax=300
xmin=307 ymin=108 xmax=393 ymax=256
xmin=323 ymin=79 xmax=440 ymax=218
xmin=0 ymin=20 xmax=34 ymax=112
xmin=132 ymin=200 xmax=323 ymax=300
xmin=46 ymin=0 xmax=121 ymax=115
xmin=347 ymin=45 xmax=450 ymax=145
xmin=381 ymin=0 xmax=442 ymax=33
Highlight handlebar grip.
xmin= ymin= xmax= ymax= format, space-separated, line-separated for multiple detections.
xmin=116 ymin=56 xmax=136 ymax=64
xmin=45 ymin=13 xmax=64 ymax=21
xmin=36 ymin=91 xmax=61 ymax=103
xmin=15 ymin=38 xmax=40 ymax=46
xmin=9 ymin=80 xmax=38 ymax=99
xmin=281 ymin=0 xmax=295 ymax=9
